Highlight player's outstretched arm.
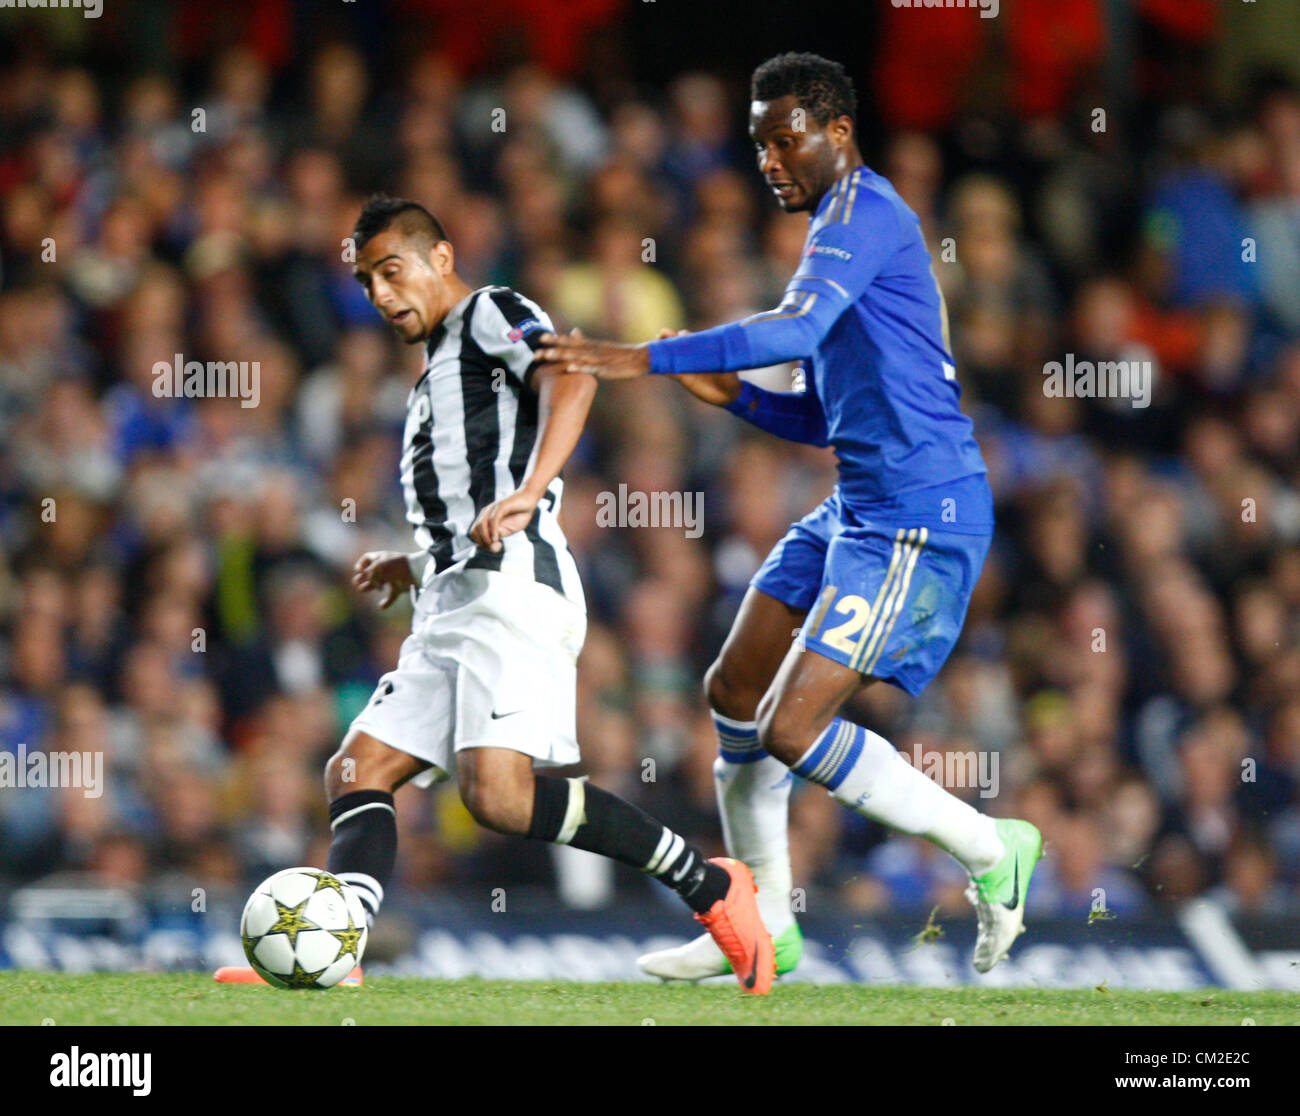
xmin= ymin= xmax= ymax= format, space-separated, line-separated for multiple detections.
xmin=536 ymin=331 xmax=650 ymax=381
xmin=541 ymin=192 xmax=901 ymax=381
xmin=469 ymin=360 xmax=597 ymax=553
xmin=533 ymin=325 xmax=739 ymax=400
xmin=556 ymin=327 xmax=826 ymax=445
xmin=652 ymin=329 xmax=742 ymax=407
xmin=538 ymin=287 xmax=840 ymax=381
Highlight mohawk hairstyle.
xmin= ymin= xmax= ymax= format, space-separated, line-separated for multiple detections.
xmin=750 ymin=52 xmax=857 ymax=128
xmin=352 ymin=195 xmax=449 ymax=254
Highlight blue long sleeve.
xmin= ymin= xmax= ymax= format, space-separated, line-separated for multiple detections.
xmin=724 ymin=380 xmax=830 ymax=447
xmin=647 ymin=165 xmax=985 ymax=511
xmin=648 ymin=185 xmax=905 ymax=375
xmin=649 ymin=293 xmax=833 ymax=374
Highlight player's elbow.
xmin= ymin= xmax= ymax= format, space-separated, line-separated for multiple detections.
xmin=774 ymin=298 xmax=832 ymax=348
xmin=759 ymin=320 xmax=822 ymax=367
xmin=795 ymin=307 xmax=838 ymax=356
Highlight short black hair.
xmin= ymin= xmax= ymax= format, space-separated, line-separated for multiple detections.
xmin=352 ymin=195 xmax=448 ymax=254
xmin=750 ymin=52 xmax=857 ymax=128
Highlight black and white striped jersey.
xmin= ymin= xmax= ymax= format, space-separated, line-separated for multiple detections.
xmin=400 ymin=285 xmax=584 ymax=609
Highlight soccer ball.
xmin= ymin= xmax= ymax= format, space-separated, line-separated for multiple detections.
xmin=240 ymin=867 xmax=368 ymax=989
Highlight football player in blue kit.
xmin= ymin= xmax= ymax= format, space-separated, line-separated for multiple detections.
xmin=539 ymin=52 xmax=1042 ymax=982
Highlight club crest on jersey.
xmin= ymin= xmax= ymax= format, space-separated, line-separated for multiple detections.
xmin=508 ymin=318 xmax=543 ymax=343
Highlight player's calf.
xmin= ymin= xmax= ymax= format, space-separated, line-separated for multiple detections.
xmin=524 ymin=772 xmax=720 ymax=906
xmin=323 ymin=730 xmax=426 ymax=929
xmin=456 ymin=746 xmax=774 ymax=991
xmin=526 ymin=771 xmax=775 ymax=993
xmin=700 ymin=595 xmax=810 ymax=951
xmin=754 ymin=676 xmax=848 ymax=768
xmin=456 ymin=747 xmax=724 ymax=910
xmin=216 ymin=734 xmax=416 ymax=984
xmin=761 ymin=639 xmax=1004 ymax=853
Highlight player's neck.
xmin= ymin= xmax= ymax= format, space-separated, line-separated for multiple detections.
xmin=811 ymin=152 xmax=865 ymax=212
xmin=441 ymin=274 xmax=473 ymax=315
xmin=422 ymin=275 xmax=475 ymax=340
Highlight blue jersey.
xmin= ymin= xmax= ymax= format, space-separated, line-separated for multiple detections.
xmin=649 ymin=165 xmax=990 ymax=530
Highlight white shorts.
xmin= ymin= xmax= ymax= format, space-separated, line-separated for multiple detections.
xmin=349 ymin=568 xmax=586 ymax=788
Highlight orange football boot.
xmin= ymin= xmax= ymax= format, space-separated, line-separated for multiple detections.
xmin=213 ymin=966 xmax=266 ymax=984
xmin=692 ymin=858 xmax=776 ymax=995
xmin=212 ymin=966 xmax=363 ymax=986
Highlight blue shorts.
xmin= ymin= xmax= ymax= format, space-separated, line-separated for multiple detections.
xmin=751 ymin=484 xmax=992 ymax=696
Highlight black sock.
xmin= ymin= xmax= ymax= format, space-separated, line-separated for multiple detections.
xmin=326 ymin=789 xmax=397 ymax=927
xmin=529 ymin=775 xmax=730 ymax=914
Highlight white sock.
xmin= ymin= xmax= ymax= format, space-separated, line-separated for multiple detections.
xmin=712 ymin=712 xmax=795 ymax=933
xmin=791 ymin=717 xmax=1004 ymax=876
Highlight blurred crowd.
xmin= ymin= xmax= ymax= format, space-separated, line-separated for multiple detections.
xmin=2 ymin=0 xmax=1300 ymax=932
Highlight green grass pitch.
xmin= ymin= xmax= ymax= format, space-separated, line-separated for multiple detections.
xmin=1 ymin=973 xmax=1296 ymax=1025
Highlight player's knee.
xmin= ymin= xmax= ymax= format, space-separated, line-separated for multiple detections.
xmin=704 ymin=659 xmax=760 ymax=721
xmin=755 ymin=693 xmax=807 ymax=766
xmin=325 ymin=747 xmax=383 ymax=800
xmin=702 ymin=660 xmax=726 ymax=708
xmin=323 ymin=749 xmax=353 ymax=799
xmin=324 ymin=737 xmax=402 ymax=799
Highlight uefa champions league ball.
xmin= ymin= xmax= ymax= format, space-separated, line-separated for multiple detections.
xmin=240 ymin=867 xmax=369 ymax=989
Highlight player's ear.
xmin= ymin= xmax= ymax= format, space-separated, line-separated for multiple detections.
xmin=430 ymin=239 xmax=455 ymax=275
xmin=829 ymin=114 xmax=854 ymax=149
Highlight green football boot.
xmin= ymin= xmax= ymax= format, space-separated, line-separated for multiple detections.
xmin=967 ymin=818 xmax=1044 ymax=973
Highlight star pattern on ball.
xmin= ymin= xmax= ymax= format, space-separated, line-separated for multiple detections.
xmin=267 ymin=897 xmax=317 ymax=947
xmin=332 ymin=914 xmax=364 ymax=963
xmin=282 ymin=961 xmax=329 ymax=990
xmin=312 ymin=873 xmax=347 ymax=898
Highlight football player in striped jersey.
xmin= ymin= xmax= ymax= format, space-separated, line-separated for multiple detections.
xmin=217 ymin=196 xmax=775 ymax=994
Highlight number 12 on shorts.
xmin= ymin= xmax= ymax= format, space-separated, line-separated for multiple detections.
xmin=810 ymin=585 xmax=875 ymax=655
